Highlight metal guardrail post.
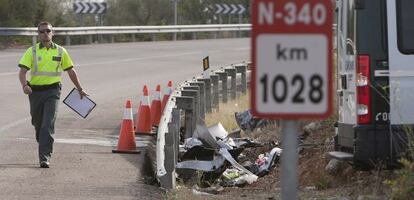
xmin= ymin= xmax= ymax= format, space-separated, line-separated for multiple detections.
xmin=88 ymin=35 xmax=93 ymax=44
xmin=32 ymin=36 xmax=37 ymax=46
xmin=132 ymin=34 xmax=136 ymax=42
xmin=176 ymin=96 xmax=195 ymax=139
xmin=198 ymin=78 xmax=212 ymax=113
xmin=65 ymin=35 xmax=71 ymax=46
xmin=210 ymin=75 xmax=219 ymax=111
xmin=216 ymin=72 xmax=228 ymax=103
xmin=111 ymin=35 xmax=115 ymax=43
xmin=171 ymin=108 xmax=180 ymax=164
xmin=235 ymin=65 xmax=247 ymax=95
xmin=189 ymin=82 xmax=205 ymax=120
xmin=224 ymin=68 xmax=237 ymax=100
xmin=159 ymin=122 xmax=177 ymax=189
xmin=182 ymin=87 xmax=200 ymax=124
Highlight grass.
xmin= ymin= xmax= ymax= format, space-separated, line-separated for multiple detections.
xmin=385 ymin=159 xmax=414 ymax=199
xmin=204 ymin=93 xmax=250 ymax=132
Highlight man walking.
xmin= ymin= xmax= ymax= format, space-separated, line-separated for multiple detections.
xmin=18 ymin=21 xmax=87 ymax=168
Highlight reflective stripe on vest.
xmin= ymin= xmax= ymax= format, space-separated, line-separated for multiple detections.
xmin=31 ymin=44 xmax=63 ymax=77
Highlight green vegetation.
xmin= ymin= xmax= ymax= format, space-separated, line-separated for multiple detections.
xmin=0 ymin=0 xmax=251 ymax=46
xmin=204 ymin=93 xmax=249 ymax=131
xmin=385 ymin=159 xmax=414 ymax=199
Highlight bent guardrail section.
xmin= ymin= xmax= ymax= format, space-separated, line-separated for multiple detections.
xmin=155 ymin=62 xmax=251 ymax=189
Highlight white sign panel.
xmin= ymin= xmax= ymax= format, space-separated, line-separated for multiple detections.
xmin=255 ymin=34 xmax=328 ymax=114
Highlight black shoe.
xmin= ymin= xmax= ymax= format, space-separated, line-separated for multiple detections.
xmin=40 ymin=161 xmax=50 ymax=168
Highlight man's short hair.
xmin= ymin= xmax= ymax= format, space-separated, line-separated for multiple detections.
xmin=37 ymin=21 xmax=53 ymax=31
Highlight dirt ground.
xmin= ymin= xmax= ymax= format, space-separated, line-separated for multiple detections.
xmin=166 ymin=119 xmax=395 ymax=200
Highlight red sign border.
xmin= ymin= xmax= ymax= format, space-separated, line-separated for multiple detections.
xmin=251 ymin=0 xmax=333 ymax=120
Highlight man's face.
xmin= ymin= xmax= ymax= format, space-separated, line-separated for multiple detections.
xmin=38 ymin=24 xmax=53 ymax=43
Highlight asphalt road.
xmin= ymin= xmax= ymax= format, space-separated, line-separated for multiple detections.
xmin=0 ymin=38 xmax=249 ymax=199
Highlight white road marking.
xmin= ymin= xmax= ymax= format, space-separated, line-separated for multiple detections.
xmin=0 ymin=117 xmax=31 ymax=134
xmin=0 ymin=53 xmax=21 ymax=58
xmin=55 ymin=137 xmax=150 ymax=147
xmin=0 ymin=71 xmax=18 ymax=76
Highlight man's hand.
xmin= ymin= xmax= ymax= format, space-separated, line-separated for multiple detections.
xmin=78 ymin=88 xmax=88 ymax=99
xmin=22 ymin=85 xmax=32 ymax=95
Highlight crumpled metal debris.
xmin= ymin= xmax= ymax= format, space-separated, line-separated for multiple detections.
xmin=256 ymin=147 xmax=282 ymax=176
xmin=235 ymin=109 xmax=269 ymax=131
xmin=243 ymin=147 xmax=282 ymax=177
xmin=192 ymin=184 xmax=224 ymax=195
xmin=176 ymin=122 xmax=260 ymax=186
xmin=207 ymin=123 xmax=228 ymax=140
xmin=183 ymin=138 xmax=203 ymax=150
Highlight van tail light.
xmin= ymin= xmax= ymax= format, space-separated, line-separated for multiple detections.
xmin=357 ymin=55 xmax=371 ymax=124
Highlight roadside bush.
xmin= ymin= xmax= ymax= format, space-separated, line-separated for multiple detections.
xmin=385 ymin=159 xmax=414 ymax=199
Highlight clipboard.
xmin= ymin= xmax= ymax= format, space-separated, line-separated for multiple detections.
xmin=63 ymin=88 xmax=96 ymax=118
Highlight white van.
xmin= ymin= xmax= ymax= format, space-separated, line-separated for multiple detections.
xmin=331 ymin=0 xmax=414 ymax=168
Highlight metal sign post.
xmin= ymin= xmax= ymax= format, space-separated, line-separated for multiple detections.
xmin=280 ymin=120 xmax=299 ymax=199
xmin=251 ymin=0 xmax=333 ymax=199
xmin=171 ymin=0 xmax=180 ymax=41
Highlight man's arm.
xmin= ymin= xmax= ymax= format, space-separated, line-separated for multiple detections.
xmin=19 ymin=67 xmax=32 ymax=94
xmin=66 ymin=68 xmax=88 ymax=99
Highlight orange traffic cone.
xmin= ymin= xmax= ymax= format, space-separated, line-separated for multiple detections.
xmin=161 ymin=81 xmax=173 ymax=112
xmin=112 ymin=100 xmax=140 ymax=154
xmin=151 ymin=84 xmax=162 ymax=127
xmin=135 ymin=85 xmax=152 ymax=134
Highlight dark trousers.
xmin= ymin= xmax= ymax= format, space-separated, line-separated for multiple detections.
xmin=28 ymin=87 xmax=61 ymax=163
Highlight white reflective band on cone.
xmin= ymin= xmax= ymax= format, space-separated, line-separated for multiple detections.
xmin=164 ymin=87 xmax=172 ymax=95
xmin=123 ymin=108 xmax=133 ymax=120
xmin=153 ymin=91 xmax=161 ymax=100
xmin=141 ymin=96 xmax=150 ymax=106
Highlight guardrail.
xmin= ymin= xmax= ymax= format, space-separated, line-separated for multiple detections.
xmin=0 ymin=24 xmax=337 ymax=46
xmin=0 ymin=24 xmax=251 ymax=46
xmin=154 ymin=62 xmax=251 ymax=189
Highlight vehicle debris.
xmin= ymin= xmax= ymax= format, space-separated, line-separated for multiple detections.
xmin=176 ymin=121 xmax=282 ymax=188
xmin=234 ymin=109 xmax=269 ymax=131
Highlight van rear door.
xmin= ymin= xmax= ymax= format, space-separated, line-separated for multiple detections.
xmin=387 ymin=0 xmax=414 ymax=124
xmin=337 ymin=0 xmax=357 ymax=125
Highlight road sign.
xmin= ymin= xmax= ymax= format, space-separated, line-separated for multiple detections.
xmin=237 ymin=4 xmax=246 ymax=15
xmin=203 ymin=56 xmax=210 ymax=71
xmin=214 ymin=4 xmax=246 ymax=15
xmin=73 ymin=2 xmax=107 ymax=14
xmin=251 ymin=0 xmax=333 ymax=119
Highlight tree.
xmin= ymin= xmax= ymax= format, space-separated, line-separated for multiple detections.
xmin=106 ymin=0 xmax=173 ymax=26
xmin=0 ymin=0 xmax=74 ymax=27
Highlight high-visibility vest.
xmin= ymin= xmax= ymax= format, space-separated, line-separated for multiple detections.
xmin=19 ymin=43 xmax=74 ymax=85
xmin=31 ymin=44 xmax=63 ymax=77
